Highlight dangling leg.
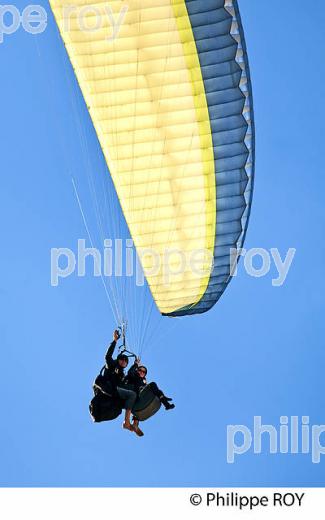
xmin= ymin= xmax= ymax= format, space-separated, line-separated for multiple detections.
xmin=149 ymin=382 xmax=175 ymax=410
xmin=116 ymin=387 xmax=137 ymax=431
xmin=123 ymin=409 xmax=133 ymax=431
xmin=132 ymin=416 xmax=144 ymax=437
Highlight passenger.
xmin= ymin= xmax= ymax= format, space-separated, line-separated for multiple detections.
xmin=126 ymin=359 xmax=175 ymax=436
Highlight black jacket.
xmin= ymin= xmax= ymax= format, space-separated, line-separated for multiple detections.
xmin=125 ymin=363 xmax=147 ymax=394
xmin=103 ymin=340 xmax=125 ymax=390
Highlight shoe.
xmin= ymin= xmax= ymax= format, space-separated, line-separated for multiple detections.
xmin=123 ymin=422 xmax=134 ymax=432
xmin=160 ymin=396 xmax=175 ymax=410
xmin=133 ymin=426 xmax=144 ymax=437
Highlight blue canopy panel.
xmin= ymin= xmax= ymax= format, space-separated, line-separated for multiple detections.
xmin=165 ymin=0 xmax=255 ymax=317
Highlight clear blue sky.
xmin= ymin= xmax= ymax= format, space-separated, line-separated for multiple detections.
xmin=1 ymin=0 xmax=325 ymax=486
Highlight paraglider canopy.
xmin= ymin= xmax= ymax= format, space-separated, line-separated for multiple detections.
xmin=49 ymin=0 xmax=255 ymax=347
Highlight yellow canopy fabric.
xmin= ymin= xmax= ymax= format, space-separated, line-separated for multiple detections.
xmin=50 ymin=0 xmax=216 ymax=314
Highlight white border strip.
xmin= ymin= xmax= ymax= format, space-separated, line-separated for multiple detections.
xmin=0 ymin=488 xmax=324 ymax=519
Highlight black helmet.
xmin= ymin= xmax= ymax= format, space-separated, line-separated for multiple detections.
xmin=117 ymin=353 xmax=128 ymax=364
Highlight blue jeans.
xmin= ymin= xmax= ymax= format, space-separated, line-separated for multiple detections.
xmin=116 ymin=386 xmax=137 ymax=410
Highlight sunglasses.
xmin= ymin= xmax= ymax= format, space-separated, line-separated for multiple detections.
xmin=138 ymin=369 xmax=146 ymax=374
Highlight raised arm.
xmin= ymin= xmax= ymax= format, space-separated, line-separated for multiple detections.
xmin=127 ymin=357 xmax=140 ymax=377
xmin=105 ymin=330 xmax=120 ymax=366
